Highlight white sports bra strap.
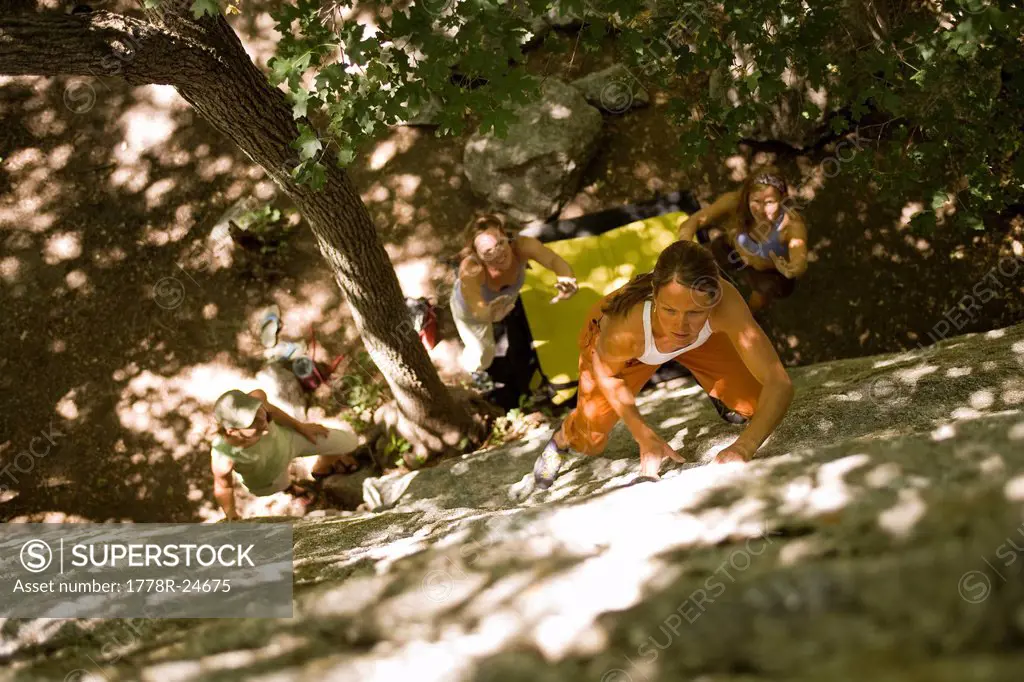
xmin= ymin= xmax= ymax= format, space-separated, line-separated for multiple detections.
xmin=637 ymin=299 xmax=713 ymax=365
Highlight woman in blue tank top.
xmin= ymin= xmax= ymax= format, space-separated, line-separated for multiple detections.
xmin=449 ymin=214 xmax=579 ymax=388
xmin=677 ymin=166 xmax=808 ymax=312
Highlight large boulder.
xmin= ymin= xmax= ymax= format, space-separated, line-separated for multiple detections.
xmin=463 ymin=79 xmax=603 ymax=222
xmin=571 ymin=63 xmax=650 ymax=114
xmin=8 ymin=323 xmax=1024 ymax=680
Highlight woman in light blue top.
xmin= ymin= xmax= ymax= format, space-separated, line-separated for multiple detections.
xmin=677 ymin=167 xmax=808 ymax=312
xmin=449 ymin=214 xmax=579 ymax=387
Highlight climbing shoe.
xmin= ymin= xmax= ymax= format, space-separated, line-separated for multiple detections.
xmin=709 ymin=396 xmax=749 ymax=425
xmin=533 ymin=435 xmax=568 ymax=490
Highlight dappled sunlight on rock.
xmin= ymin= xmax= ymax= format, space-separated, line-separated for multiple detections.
xmin=659 ymin=413 xmax=693 ymax=430
xmin=1006 ymin=475 xmax=1024 ymax=501
xmin=806 ymin=454 xmax=870 ymax=514
xmin=64 ymin=268 xmax=90 ymax=294
xmin=693 ymin=434 xmax=737 ymax=460
xmin=863 ymin=462 xmax=902 ymax=489
xmin=893 ymin=363 xmax=938 ymax=385
xmin=877 ymin=489 xmax=927 ymax=539
xmin=1000 ymin=382 xmax=1024 ymax=406
xmin=969 ymin=389 xmax=996 ymax=410
xmin=198 ymin=635 xmax=307 ymax=673
xmin=951 ymin=406 xmax=985 ymax=421
xmin=90 ymin=245 xmax=129 ymax=268
xmin=978 ymin=454 xmax=1006 ymax=477
xmin=525 ymin=557 xmax=670 ymax=661
xmin=7 ymin=318 xmax=1024 ymax=676
xmin=547 ymin=103 xmax=572 ymax=120
xmin=776 ymin=536 xmax=825 ymax=565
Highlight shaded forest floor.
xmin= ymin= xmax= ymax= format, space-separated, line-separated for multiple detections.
xmin=0 ymin=9 xmax=1022 ymax=523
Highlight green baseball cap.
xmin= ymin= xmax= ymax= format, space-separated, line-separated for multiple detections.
xmin=213 ymin=390 xmax=263 ymax=429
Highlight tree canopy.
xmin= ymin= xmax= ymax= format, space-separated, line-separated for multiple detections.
xmin=222 ymin=0 xmax=1022 ymax=230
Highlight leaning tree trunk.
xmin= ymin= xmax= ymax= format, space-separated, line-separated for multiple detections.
xmin=0 ymin=5 xmax=483 ymax=458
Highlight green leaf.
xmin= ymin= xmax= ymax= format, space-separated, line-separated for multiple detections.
xmin=911 ymin=210 xmax=938 ymax=232
xmin=190 ymin=0 xmax=220 ymax=19
xmin=946 ymin=17 xmax=986 ymax=58
xmin=268 ymin=57 xmax=292 ymax=87
xmin=292 ymin=123 xmax=322 ymax=162
xmin=743 ymin=68 xmax=762 ymax=93
xmin=829 ymin=116 xmax=850 ymax=134
xmin=336 ymin=146 xmax=356 ymax=167
xmin=304 ymin=162 xmax=327 ymax=191
xmin=315 ymin=63 xmax=348 ymax=91
xmin=291 ymin=87 xmax=311 ymax=119
xmin=1012 ymin=154 xmax=1024 ymax=183
xmin=366 ymin=59 xmax=390 ymax=83
xmin=957 ymin=212 xmax=984 ymax=230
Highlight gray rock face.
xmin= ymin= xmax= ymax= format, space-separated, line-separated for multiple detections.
xmin=322 ymin=469 xmax=375 ymax=509
xmin=571 ymin=64 xmax=650 ymax=113
xmin=321 ymin=467 xmax=420 ymax=512
xmin=463 ymin=79 xmax=603 ymax=222
xmin=7 ymin=324 xmax=1024 ymax=680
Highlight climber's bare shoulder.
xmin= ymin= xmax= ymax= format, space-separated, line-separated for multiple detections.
xmin=596 ymin=304 xmax=646 ymax=368
xmin=711 ymin=280 xmax=789 ymax=382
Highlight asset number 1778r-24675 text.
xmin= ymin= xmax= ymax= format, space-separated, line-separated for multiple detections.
xmin=126 ymin=579 xmax=232 ymax=593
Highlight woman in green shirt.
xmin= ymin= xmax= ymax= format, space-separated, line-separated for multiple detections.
xmin=210 ymin=389 xmax=359 ymax=520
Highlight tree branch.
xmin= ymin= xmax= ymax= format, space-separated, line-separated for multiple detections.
xmin=0 ymin=10 xmax=215 ymax=86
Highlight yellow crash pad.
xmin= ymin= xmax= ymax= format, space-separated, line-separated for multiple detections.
xmin=519 ymin=211 xmax=691 ymax=399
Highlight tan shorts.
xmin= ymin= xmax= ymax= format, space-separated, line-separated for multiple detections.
xmin=450 ymin=289 xmax=497 ymax=373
